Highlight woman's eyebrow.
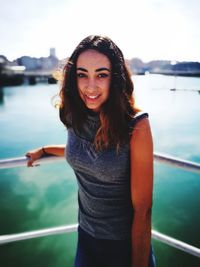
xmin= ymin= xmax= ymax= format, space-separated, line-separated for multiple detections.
xmin=96 ymin=68 xmax=111 ymax=72
xmin=76 ymin=67 xmax=111 ymax=72
xmin=76 ymin=67 xmax=87 ymax=72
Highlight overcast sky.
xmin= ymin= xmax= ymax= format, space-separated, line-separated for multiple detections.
xmin=0 ymin=0 xmax=199 ymax=62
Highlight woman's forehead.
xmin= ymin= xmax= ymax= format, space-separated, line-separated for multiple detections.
xmin=77 ymin=49 xmax=111 ymax=69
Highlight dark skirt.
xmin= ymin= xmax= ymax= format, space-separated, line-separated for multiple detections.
xmin=74 ymin=226 xmax=156 ymax=267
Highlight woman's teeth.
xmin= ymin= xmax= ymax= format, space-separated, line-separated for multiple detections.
xmin=86 ymin=95 xmax=99 ymax=99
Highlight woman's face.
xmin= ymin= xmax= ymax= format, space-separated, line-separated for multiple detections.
xmin=76 ymin=49 xmax=111 ymax=112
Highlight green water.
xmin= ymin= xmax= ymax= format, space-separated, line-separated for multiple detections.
xmin=0 ymin=75 xmax=200 ymax=267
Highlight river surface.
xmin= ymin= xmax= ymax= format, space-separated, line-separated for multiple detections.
xmin=0 ymin=74 xmax=200 ymax=267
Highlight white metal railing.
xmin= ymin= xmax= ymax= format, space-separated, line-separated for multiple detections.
xmin=0 ymin=224 xmax=199 ymax=258
xmin=153 ymin=152 xmax=200 ymax=173
xmin=0 ymin=155 xmax=65 ymax=169
xmin=0 ymin=152 xmax=200 ymax=173
xmin=152 ymin=229 xmax=200 ymax=258
xmin=0 ymin=224 xmax=78 ymax=245
xmin=0 ymin=152 xmax=200 ymax=258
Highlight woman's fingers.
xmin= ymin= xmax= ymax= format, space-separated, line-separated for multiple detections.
xmin=26 ymin=153 xmax=35 ymax=167
xmin=26 ymin=150 xmax=40 ymax=167
xmin=27 ymin=158 xmax=33 ymax=167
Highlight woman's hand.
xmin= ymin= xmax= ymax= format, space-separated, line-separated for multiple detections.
xmin=26 ymin=148 xmax=43 ymax=167
xmin=26 ymin=145 xmax=65 ymax=167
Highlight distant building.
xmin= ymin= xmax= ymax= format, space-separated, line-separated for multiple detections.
xmin=17 ymin=56 xmax=39 ymax=70
xmin=50 ymin=48 xmax=56 ymax=58
xmin=16 ymin=49 xmax=59 ymax=71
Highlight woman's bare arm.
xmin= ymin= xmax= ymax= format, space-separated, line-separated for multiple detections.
xmin=130 ymin=118 xmax=154 ymax=267
xmin=26 ymin=145 xmax=66 ymax=167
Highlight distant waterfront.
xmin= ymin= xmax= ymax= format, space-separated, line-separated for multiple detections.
xmin=1 ymin=50 xmax=200 ymax=87
xmin=0 ymin=74 xmax=200 ymax=267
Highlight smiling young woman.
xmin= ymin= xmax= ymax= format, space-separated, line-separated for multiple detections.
xmin=26 ymin=35 xmax=156 ymax=267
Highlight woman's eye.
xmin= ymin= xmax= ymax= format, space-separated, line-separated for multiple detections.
xmin=77 ymin=73 xmax=86 ymax=78
xmin=98 ymin=73 xmax=109 ymax=78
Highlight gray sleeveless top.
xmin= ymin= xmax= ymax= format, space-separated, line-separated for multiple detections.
xmin=65 ymin=112 xmax=148 ymax=240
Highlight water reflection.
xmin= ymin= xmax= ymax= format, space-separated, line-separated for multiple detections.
xmin=0 ymin=163 xmax=77 ymax=232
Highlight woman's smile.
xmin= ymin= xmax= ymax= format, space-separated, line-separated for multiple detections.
xmin=85 ymin=94 xmax=101 ymax=100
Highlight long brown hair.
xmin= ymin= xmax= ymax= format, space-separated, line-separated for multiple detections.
xmin=59 ymin=35 xmax=138 ymax=150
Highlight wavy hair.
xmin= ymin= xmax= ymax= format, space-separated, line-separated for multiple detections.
xmin=59 ymin=35 xmax=138 ymax=150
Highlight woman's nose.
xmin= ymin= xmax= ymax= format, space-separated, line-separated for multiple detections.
xmin=87 ymin=78 xmax=97 ymax=91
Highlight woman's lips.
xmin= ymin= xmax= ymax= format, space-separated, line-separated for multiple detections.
xmin=85 ymin=94 xmax=100 ymax=100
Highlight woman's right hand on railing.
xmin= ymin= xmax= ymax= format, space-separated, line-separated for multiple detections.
xmin=26 ymin=148 xmax=44 ymax=167
xmin=26 ymin=145 xmax=65 ymax=167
